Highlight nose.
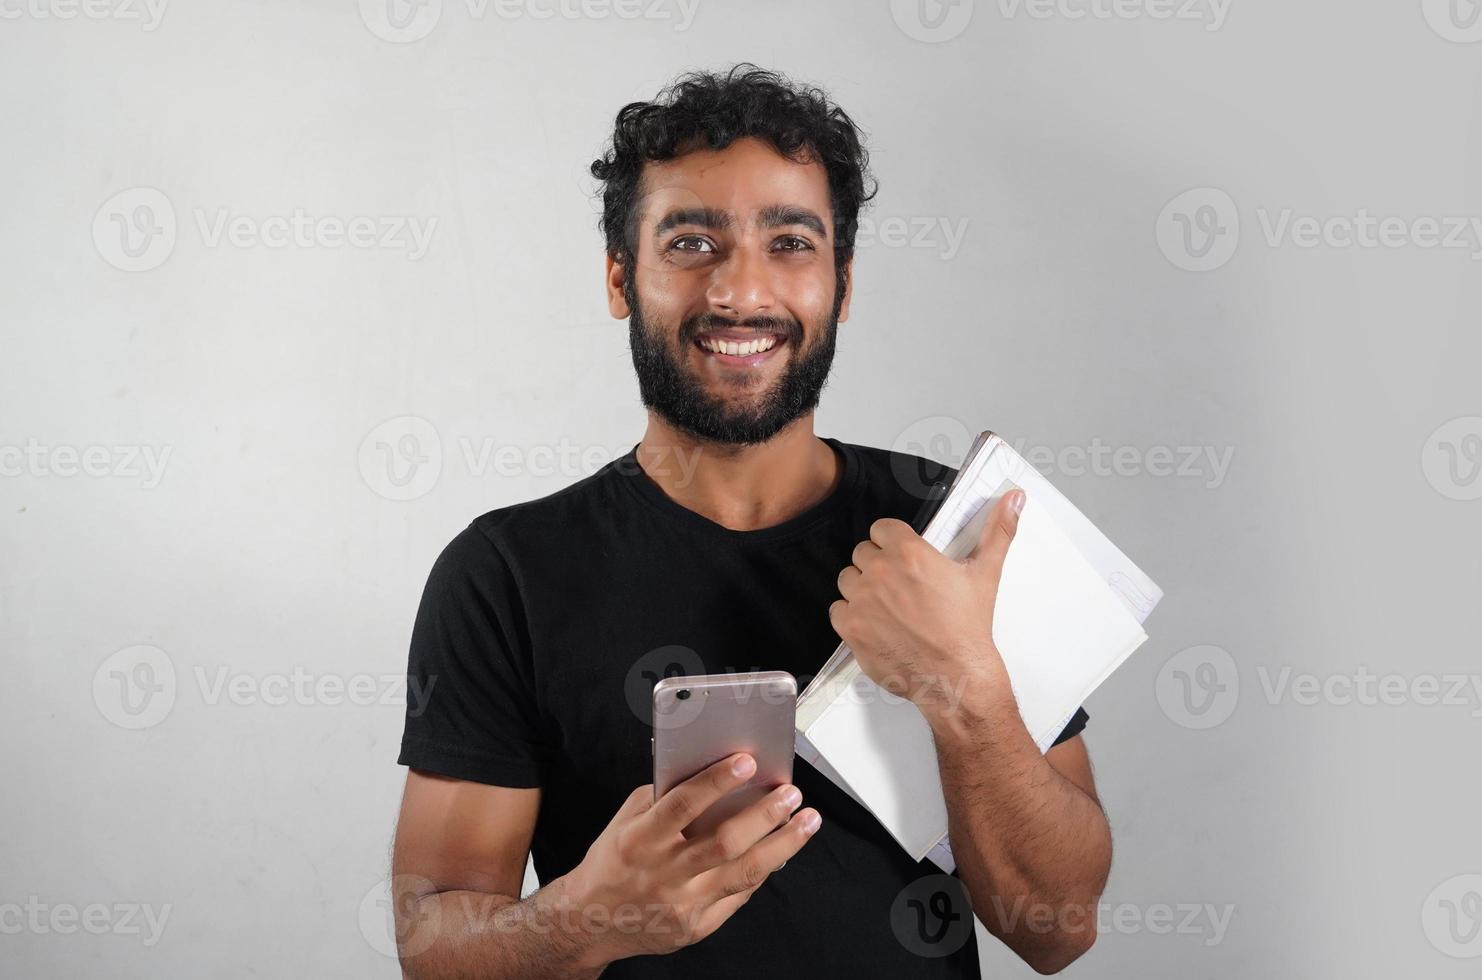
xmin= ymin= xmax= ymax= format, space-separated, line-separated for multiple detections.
xmin=704 ymin=243 xmax=775 ymax=320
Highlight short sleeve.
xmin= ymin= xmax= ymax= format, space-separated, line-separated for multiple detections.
xmin=1049 ymin=707 xmax=1089 ymax=747
xmin=397 ymin=524 xmax=548 ymax=787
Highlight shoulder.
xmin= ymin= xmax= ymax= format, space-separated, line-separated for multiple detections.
xmin=434 ymin=462 xmax=627 ymax=577
xmin=838 ymin=439 xmax=958 ymax=513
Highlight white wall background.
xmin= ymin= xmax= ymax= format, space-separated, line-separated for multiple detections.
xmin=2 ymin=1 xmax=1479 ymax=976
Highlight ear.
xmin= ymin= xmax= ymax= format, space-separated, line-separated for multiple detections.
xmin=605 ymin=253 xmax=630 ymax=319
xmin=837 ymin=257 xmax=854 ymax=324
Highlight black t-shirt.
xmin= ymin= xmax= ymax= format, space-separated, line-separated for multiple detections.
xmin=398 ymin=437 xmax=1088 ymax=978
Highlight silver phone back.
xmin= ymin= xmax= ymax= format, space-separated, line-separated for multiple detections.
xmin=652 ymin=670 xmax=797 ymax=838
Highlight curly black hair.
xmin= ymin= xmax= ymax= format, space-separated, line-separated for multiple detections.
xmin=590 ymin=63 xmax=877 ymax=287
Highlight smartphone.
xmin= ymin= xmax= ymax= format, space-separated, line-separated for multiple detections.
xmin=652 ymin=670 xmax=797 ymax=839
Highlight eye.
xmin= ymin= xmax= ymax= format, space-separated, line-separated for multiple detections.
xmin=773 ymin=235 xmax=816 ymax=253
xmin=667 ymin=235 xmax=715 ymax=254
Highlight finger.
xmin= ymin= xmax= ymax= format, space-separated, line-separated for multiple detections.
xmin=646 ymin=752 xmax=757 ymax=840
xmin=696 ymin=807 xmax=821 ymax=905
xmin=691 ymin=880 xmax=764 ymax=943
xmin=867 ymin=517 xmax=915 ymax=548
xmin=967 ymin=488 xmax=1024 ymax=586
xmin=678 ymin=783 xmax=804 ymax=874
xmin=836 ymin=564 xmax=862 ymax=598
xmin=849 ymin=538 xmax=883 ymax=572
xmin=620 ymin=783 xmax=656 ymax=818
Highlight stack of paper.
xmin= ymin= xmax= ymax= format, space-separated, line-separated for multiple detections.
xmin=795 ymin=432 xmax=1162 ymax=871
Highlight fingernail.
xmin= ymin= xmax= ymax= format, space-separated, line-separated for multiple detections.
xmin=732 ymin=754 xmax=756 ymax=777
xmin=802 ymin=811 xmax=821 ymax=834
xmin=782 ymin=787 xmax=802 ymax=809
xmin=1010 ymin=490 xmax=1025 ymax=515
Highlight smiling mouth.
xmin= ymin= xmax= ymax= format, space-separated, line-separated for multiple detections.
xmin=693 ymin=332 xmax=789 ymax=365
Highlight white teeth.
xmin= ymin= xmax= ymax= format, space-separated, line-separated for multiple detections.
xmin=700 ymin=336 xmax=779 ymax=356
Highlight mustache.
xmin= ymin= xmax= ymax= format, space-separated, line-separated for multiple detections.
xmin=682 ymin=312 xmax=802 ymax=343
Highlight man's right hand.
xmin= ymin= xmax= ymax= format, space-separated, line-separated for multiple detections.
xmin=558 ymin=752 xmax=821 ymax=969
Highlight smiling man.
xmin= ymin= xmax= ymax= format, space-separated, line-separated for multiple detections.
xmin=390 ymin=64 xmax=1111 ymax=978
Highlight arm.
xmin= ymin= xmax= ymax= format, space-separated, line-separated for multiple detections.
xmin=925 ymin=694 xmax=1110 ymax=974
xmin=391 ymin=769 xmax=609 ymax=979
xmin=391 ymin=757 xmax=821 ymax=979
xmin=829 ymin=489 xmax=1112 ymax=975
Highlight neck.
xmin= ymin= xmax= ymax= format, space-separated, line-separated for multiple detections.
xmin=634 ymin=412 xmax=842 ymax=532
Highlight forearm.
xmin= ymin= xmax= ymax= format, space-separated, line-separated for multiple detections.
xmin=926 ymin=678 xmax=1111 ymax=973
xmin=398 ymin=873 xmax=613 ymax=980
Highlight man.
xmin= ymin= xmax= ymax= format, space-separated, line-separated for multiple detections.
xmin=391 ymin=64 xmax=1111 ymax=978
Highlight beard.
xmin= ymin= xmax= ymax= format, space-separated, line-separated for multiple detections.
xmin=624 ymin=272 xmax=843 ymax=447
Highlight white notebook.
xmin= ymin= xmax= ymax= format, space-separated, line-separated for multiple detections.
xmin=795 ymin=432 xmax=1162 ymax=869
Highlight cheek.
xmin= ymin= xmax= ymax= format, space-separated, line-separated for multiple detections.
xmin=781 ymin=269 xmax=838 ymax=319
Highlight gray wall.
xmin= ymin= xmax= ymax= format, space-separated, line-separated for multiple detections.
xmin=2 ymin=0 xmax=1479 ymax=976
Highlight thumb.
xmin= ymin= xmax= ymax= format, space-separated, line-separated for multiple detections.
xmin=968 ymin=487 xmax=1025 ymax=586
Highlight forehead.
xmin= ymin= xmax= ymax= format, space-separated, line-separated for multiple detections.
xmin=635 ymin=137 xmax=833 ymax=230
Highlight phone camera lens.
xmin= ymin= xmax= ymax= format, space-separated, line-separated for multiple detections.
xmin=675 ymin=689 xmax=691 ymax=701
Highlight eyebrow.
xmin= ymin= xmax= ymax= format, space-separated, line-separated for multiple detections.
xmin=652 ymin=204 xmax=828 ymax=239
